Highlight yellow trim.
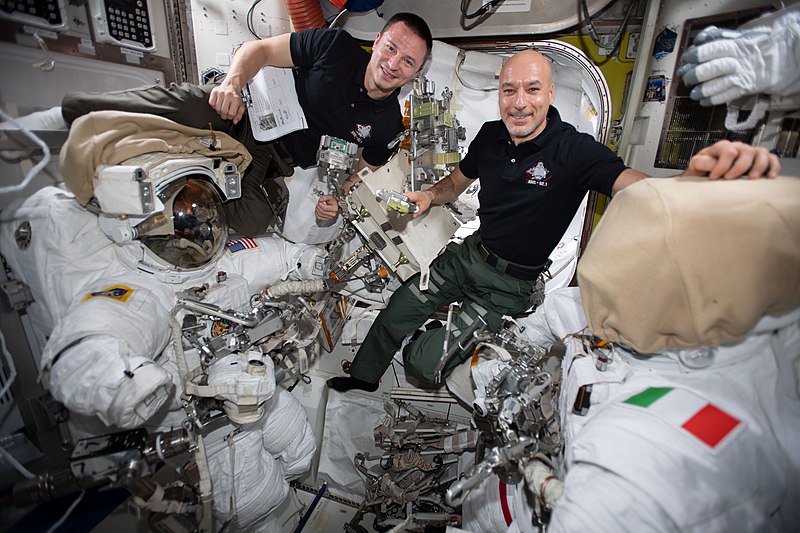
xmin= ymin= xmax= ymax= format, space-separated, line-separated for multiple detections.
xmin=82 ymin=285 xmax=134 ymax=303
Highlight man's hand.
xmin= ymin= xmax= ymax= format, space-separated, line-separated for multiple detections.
xmin=685 ymin=140 xmax=780 ymax=180
xmin=314 ymin=174 xmax=365 ymax=221
xmin=316 ymin=195 xmax=340 ymax=221
xmin=208 ymin=82 xmax=245 ymax=124
xmin=206 ymin=34 xmax=294 ymax=125
xmin=405 ymin=189 xmax=435 ymax=219
xmin=403 ymin=168 xmax=472 ymax=218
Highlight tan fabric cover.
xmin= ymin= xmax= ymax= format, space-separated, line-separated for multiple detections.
xmin=60 ymin=110 xmax=252 ymax=205
xmin=579 ymin=176 xmax=800 ymax=352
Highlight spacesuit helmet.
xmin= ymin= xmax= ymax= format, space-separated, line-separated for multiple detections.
xmin=93 ymin=153 xmax=241 ymax=283
xmin=135 ymin=175 xmax=228 ymax=271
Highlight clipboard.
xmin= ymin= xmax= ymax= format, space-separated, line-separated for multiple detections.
xmin=244 ymin=65 xmax=308 ymax=142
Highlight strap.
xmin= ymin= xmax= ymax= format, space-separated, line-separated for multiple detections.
xmin=724 ymin=95 xmax=769 ymax=131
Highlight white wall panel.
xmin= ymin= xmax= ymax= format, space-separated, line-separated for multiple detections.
xmin=190 ymin=0 xmax=291 ymax=76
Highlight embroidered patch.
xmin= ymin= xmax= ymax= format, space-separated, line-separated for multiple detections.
xmin=82 ymin=285 xmax=134 ymax=303
xmin=211 ymin=320 xmax=231 ymax=337
xmin=351 ymin=123 xmax=373 ymax=143
xmin=227 ymin=238 xmax=259 ymax=253
xmin=524 ymin=161 xmax=551 ymax=186
xmin=624 ymin=387 xmax=741 ymax=448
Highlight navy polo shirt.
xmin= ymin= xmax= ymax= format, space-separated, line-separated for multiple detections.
xmin=286 ymin=28 xmax=403 ymax=168
xmin=459 ymin=106 xmax=627 ymax=266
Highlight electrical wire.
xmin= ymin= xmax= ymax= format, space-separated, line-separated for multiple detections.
xmin=460 ymin=0 xmax=505 ymax=20
xmin=0 ymin=108 xmax=51 ymax=194
xmin=0 ymin=446 xmax=34 ymax=479
xmin=328 ymin=8 xmax=349 ymax=28
xmin=246 ymin=0 xmax=264 ymax=39
xmin=581 ymin=0 xmax=637 ymax=54
xmin=281 ymin=487 xmax=307 ymax=529
xmin=454 ymin=51 xmax=497 ymax=92
xmin=32 ymin=33 xmax=54 ymax=72
xmin=46 ymin=491 xmax=85 ymax=533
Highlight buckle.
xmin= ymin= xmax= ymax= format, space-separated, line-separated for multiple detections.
xmin=477 ymin=241 xmax=492 ymax=263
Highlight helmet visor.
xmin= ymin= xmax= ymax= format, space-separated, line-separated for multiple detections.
xmin=137 ymin=176 xmax=228 ymax=270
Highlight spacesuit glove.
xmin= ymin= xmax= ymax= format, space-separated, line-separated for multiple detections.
xmin=677 ymin=12 xmax=800 ymax=106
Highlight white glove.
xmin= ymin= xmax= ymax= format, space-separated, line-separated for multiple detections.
xmin=677 ymin=11 xmax=800 ymax=106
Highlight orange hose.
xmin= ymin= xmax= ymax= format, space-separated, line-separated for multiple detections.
xmin=284 ymin=0 xmax=326 ymax=31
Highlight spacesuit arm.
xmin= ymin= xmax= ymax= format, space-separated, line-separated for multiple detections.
xmin=260 ymin=388 xmax=316 ymax=479
xmin=219 ymin=235 xmax=329 ymax=293
xmin=45 ymin=336 xmax=176 ymax=429
xmin=547 ymin=463 xmax=677 ymax=533
xmin=40 ymin=279 xmax=176 ymax=429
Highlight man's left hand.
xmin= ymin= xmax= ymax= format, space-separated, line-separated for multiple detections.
xmin=684 ymin=140 xmax=780 ymax=180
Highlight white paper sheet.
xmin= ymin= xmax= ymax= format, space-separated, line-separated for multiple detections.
xmin=245 ymin=65 xmax=308 ymax=141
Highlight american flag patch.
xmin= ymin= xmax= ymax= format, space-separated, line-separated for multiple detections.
xmin=226 ymin=238 xmax=259 ymax=253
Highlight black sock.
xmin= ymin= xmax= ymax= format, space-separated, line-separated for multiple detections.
xmin=327 ymin=376 xmax=379 ymax=393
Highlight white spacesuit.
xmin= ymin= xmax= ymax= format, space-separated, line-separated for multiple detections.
xmin=0 ymin=111 xmax=325 ymax=531
xmin=462 ymin=176 xmax=800 ymax=532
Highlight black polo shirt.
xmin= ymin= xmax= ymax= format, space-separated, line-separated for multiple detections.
xmin=286 ymin=28 xmax=403 ymax=168
xmin=459 ymin=106 xmax=626 ymax=266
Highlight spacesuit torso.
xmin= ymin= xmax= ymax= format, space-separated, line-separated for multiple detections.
xmin=538 ymin=288 xmax=798 ymax=532
xmin=462 ymin=287 xmax=800 ymax=532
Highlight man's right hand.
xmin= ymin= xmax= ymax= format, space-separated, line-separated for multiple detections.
xmin=209 ymin=82 xmax=246 ymax=124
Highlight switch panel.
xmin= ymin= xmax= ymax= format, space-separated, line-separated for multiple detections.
xmin=0 ymin=0 xmax=67 ymax=31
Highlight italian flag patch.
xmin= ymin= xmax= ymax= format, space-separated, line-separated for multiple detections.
xmin=624 ymin=387 xmax=740 ymax=449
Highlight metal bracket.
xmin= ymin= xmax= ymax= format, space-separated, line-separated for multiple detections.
xmin=0 ymin=279 xmax=34 ymax=312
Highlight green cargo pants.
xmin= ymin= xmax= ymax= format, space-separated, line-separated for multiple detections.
xmin=61 ymin=81 xmax=294 ymax=237
xmin=349 ymin=232 xmax=540 ymax=386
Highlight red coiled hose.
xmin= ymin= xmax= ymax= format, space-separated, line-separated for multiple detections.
xmin=284 ymin=0 xmax=326 ymax=31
